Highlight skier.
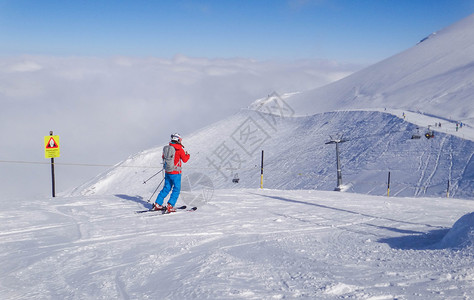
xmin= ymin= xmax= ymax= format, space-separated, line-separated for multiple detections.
xmin=153 ymin=133 xmax=190 ymax=213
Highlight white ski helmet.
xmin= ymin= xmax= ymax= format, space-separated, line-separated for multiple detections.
xmin=171 ymin=133 xmax=182 ymax=143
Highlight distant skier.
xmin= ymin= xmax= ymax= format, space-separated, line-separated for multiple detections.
xmin=153 ymin=133 xmax=190 ymax=213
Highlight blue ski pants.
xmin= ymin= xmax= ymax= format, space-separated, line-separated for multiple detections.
xmin=155 ymin=173 xmax=182 ymax=207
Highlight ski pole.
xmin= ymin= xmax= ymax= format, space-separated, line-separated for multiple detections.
xmin=147 ymin=176 xmax=165 ymax=203
xmin=143 ymin=169 xmax=164 ymax=184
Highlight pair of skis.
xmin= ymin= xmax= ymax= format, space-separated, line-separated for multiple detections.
xmin=136 ymin=205 xmax=197 ymax=215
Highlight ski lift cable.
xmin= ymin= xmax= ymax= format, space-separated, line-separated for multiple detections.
xmin=0 ymin=160 xmax=156 ymax=168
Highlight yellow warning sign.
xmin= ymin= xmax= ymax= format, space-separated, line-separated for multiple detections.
xmin=44 ymin=135 xmax=60 ymax=158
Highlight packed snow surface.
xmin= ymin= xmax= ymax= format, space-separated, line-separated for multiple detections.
xmin=0 ymin=189 xmax=473 ymax=299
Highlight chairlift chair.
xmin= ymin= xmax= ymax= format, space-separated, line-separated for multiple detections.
xmin=411 ymin=127 xmax=421 ymax=139
xmin=425 ymin=129 xmax=434 ymax=139
xmin=232 ymin=173 xmax=240 ymax=183
xmin=423 ymin=125 xmax=435 ymax=139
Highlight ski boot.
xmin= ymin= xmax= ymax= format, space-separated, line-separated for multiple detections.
xmin=152 ymin=203 xmax=164 ymax=211
xmin=166 ymin=203 xmax=176 ymax=213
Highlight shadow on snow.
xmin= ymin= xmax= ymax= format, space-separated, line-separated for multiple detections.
xmin=378 ymin=229 xmax=450 ymax=250
xmin=115 ymin=194 xmax=152 ymax=209
xmin=255 ymin=193 xmax=450 ymax=250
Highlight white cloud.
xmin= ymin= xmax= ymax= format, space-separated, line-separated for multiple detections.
xmin=6 ymin=60 xmax=43 ymax=73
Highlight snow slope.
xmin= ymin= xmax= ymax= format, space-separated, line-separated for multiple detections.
xmin=1 ymin=189 xmax=473 ymax=299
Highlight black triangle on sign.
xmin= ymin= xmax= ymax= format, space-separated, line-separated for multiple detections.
xmin=47 ymin=137 xmax=58 ymax=149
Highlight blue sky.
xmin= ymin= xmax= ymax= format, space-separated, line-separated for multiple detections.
xmin=1 ymin=0 xmax=473 ymax=63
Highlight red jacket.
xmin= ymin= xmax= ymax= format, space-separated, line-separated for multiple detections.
xmin=165 ymin=142 xmax=190 ymax=174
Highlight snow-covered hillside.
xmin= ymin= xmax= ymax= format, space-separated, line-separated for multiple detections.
xmin=71 ymin=108 xmax=474 ymax=199
xmin=1 ymin=189 xmax=473 ymax=299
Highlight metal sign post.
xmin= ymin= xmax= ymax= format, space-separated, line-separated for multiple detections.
xmin=387 ymin=171 xmax=391 ymax=197
xmin=260 ymin=150 xmax=264 ymax=189
xmin=446 ymin=179 xmax=450 ymax=198
xmin=44 ymin=131 xmax=60 ymax=197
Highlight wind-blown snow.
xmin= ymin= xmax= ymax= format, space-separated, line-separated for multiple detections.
xmin=438 ymin=212 xmax=474 ymax=249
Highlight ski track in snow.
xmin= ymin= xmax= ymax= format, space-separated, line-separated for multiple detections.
xmin=0 ymin=189 xmax=473 ymax=299
xmin=416 ymin=135 xmax=447 ymax=197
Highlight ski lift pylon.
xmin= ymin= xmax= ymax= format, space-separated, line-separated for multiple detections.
xmin=410 ymin=126 xmax=421 ymax=139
